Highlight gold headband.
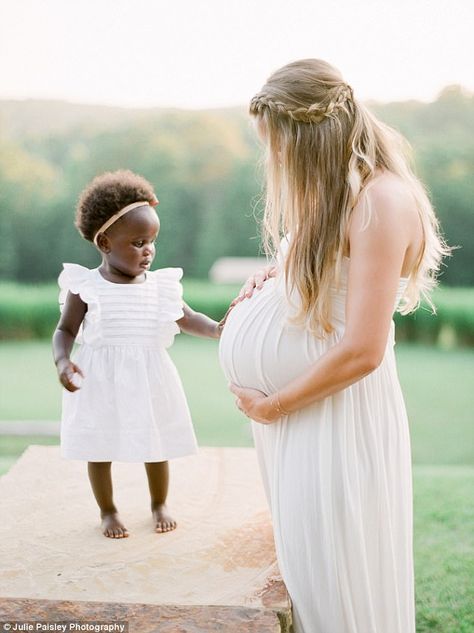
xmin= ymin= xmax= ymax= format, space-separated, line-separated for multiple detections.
xmin=93 ymin=200 xmax=158 ymax=246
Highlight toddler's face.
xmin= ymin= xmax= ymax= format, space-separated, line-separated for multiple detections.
xmin=103 ymin=205 xmax=160 ymax=278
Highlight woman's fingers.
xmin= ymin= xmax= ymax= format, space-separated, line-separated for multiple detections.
xmin=229 ymin=383 xmax=243 ymax=397
xmin=237 ymin=267 xmax=274 ymax=302
xmin=253 ymin=269 xmax=268 ymax=290
xmin=229 ymin=385 xmax=247 ymax=415
xmin=247 ymin=269 xmax=267 ymax=294
xmin=238 ymin=279 xmax=254 ymax=300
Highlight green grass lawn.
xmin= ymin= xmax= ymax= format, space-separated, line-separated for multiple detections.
xmin=0 ymin=339 xmax=473 ymax=633
xmin=0 ymin=338 xmax=472 ymax=463
xmin=395 ymin=345 xmax=474 ymax=465
xmin=0 ymin=336 xmax=250 ymax=446
xmin=413 ymin=466 xmax=474 ymax=633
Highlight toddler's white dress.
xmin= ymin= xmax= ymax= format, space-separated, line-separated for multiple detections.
xmin=58 ymin=263 xmax=198 ymax=462
xmin=219 ymin=244 xmax=415 ymax=633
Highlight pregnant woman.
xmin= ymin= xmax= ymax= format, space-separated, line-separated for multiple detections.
xmin=219 ymin=59 xmax=449 ymax=633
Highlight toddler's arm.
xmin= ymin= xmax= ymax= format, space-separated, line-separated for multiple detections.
xmin=177 ymin=302 xmax=225 ymax=339
xmin=52 ymin=292 xmax=87 ymax=392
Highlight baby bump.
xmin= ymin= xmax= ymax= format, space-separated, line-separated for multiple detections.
xmin=219 ymin=279 xmax=333 ymax=394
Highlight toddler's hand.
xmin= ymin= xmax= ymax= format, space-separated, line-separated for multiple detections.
xmin=216 ymin=304 xmax=236 ymax=336
xmin=57 ymin=359 xmax=84 ymax=392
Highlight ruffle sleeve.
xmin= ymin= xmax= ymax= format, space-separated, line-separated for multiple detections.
xmin=149 ymin=267 xmax=185 ymax=348
xmin=58 ymin=263 xmax=95 ymax=310
xmin=58 ymin=263 xmax=100 ymax=345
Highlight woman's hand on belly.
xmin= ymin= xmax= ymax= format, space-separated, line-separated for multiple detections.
xmin=229 ymin=384 xmax=281 ymax=424
xmin=233 ymin=265 xmax=278 ymax=304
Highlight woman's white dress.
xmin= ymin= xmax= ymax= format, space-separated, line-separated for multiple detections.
xmin=219 ymin=251 xmax=415 ymax=633
xmin=58 ymin=264 xmax=198 ymax=462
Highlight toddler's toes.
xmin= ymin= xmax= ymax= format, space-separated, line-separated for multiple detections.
xmin=152 ymin=504 xmax=177 ymax=534
xmin=101 ymin=512 xmax=129 ymax=539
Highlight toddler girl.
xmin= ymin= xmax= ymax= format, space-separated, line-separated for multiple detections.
xmin=52 ymin=169 xmax=223 ymax=539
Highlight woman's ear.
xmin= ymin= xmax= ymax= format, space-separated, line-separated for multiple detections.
xmin=96 ymin=233 xmax=111 ymax=253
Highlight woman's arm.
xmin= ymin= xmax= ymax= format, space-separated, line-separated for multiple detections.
xmin=52 ymin=292 xmax=87 ymax=392
xmin=177 ymin=302 xmax=223 ymax=339
xmin=231 ymin=178 xmax=418 ymax=422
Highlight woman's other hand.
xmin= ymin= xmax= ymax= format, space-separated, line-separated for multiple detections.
xmin=229 ymin=383 xmax=281 ymax=424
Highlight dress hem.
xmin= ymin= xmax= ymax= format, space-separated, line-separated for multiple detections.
xmin=61 ymin=446 xmax=199 ymax=462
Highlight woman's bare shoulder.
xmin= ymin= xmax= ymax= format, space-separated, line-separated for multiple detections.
xmin=351 ymin=172 xmax=417 ymax=234
xmin=363 ymin=172 xmax=414 ymax=213
xmin=349 ymin=172 xmax=423 ymax=275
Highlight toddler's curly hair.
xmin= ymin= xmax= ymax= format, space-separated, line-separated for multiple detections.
xmin=75 ymin=170 xmax=157 ymax=242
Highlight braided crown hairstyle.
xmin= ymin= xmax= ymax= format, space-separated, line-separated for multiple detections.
xmin=250 ymin=80 xmax=353 ymax=124
xmin=250 ymin=58 xmax=449 ymax=335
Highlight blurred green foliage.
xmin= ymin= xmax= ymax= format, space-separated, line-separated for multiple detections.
xmin=0 ymin=279 xmax=240 ymax=339
xmin=0 ymin=86 xmax=472 ymax=285
xmin=394 ymin=285 xmax=474 ymax=346
xmin=0 ymin=106 xmax=262 ymax=281
xmin=0 ymin=280 xmax=472 ymax=346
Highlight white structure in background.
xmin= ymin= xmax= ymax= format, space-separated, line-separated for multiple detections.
xmin=209 ymin=257 xmax=269 ymax=283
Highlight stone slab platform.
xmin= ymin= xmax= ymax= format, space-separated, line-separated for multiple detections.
xmin=0 ymin=446 xmax=291 ymax=632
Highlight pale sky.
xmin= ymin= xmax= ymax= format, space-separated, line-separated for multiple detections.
xmin=0 ymin=0 xmax=472 ymax=108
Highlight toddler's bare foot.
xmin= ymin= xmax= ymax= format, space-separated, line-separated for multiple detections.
xmin=152 ymin=503 xmax=177 ymax=533
xmin=101 ymin=512 xmax=129 ymax=539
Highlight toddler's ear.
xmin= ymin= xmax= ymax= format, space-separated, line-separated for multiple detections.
xmin=96 ymin=233 xmax=111 ymax=253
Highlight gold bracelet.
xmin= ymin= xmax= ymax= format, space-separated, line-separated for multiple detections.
xmin=274 ymin=393 xmax=289 ymax=416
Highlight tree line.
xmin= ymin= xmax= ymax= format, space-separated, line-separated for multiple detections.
xmin=0 ymin=85 xmax=472 ymax=285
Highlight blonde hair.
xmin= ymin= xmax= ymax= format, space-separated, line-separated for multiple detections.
xmin=250 ymin=59 xmax=450 ymax=335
